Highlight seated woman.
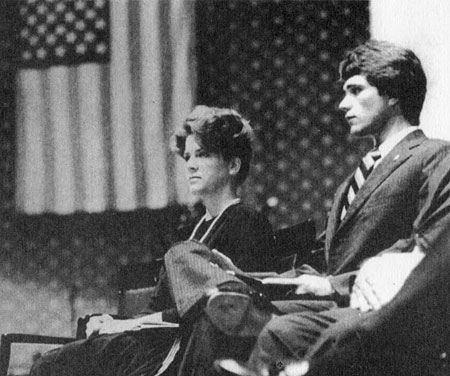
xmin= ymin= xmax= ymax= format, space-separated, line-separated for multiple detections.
xmin=29 ymin=105 xmax=276 ymax=376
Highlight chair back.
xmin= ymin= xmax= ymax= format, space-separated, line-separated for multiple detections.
xmin=117 ymin=259 xmax=163 ymax=316
xmin=273 ymin=219 xmax=317 ymax=272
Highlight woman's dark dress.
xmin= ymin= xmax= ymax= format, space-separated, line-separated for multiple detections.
xmin=30 ymin=203 xmax=275 ymax=376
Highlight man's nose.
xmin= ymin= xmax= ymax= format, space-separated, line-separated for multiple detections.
xmin=338 ymin=95 xmax=350 ymax=112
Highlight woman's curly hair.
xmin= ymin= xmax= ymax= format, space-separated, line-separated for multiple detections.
xmin=172 ymin=105 xmax=254 ymax=186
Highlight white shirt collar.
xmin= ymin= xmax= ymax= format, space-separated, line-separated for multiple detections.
xmin=377 ymin=127 xmax=418 ymax=159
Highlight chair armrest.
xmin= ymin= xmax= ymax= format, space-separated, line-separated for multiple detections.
xmin=117 ymin=260 xmax=164 ymax=317
xmin=274 ymin=219 xmax=316 ymax=257
xmin=0 ymin=333 xmax=75 ymax=376
xmin=273 ymin=219 xmax=317 ymax=272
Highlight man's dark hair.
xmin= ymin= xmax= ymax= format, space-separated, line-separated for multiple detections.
xmin=339 ymin=40 xmax=427 ymax=125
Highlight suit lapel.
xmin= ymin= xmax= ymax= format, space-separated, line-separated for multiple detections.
xmin=337 ymin=130 xmax=427 ymax=231
xmin=325 ymin=177 xmax=351 ymax=252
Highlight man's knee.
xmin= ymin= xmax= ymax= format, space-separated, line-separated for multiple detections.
xmin=257 ymin=312 xmax=331 ymax=360
xmin=255 ymin=315 xmax=295 ymax=354
xmin=263 ymin=315 xmax=292 ymax=337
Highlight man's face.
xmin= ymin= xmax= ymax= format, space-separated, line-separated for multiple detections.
xmin=339 ymin=75 xmax=392 ymax=138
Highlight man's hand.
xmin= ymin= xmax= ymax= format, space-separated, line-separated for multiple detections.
xmin=280 ymin=361 xmax=310 ymax=376
xmin=351 ymin=248 xmax=425 ymax=312
xmin=262 ymin=275 xmax=334 ymax=296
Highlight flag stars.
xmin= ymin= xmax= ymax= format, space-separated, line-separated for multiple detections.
xmin=37 ymin=24 xmax=48 ymax=35
xmin=20 ymin=28 xmax=30 ymax=39
xmin=46 ymin=13 xmax=57 ymax=24
xmin=46 ymin=34 xmax=57 ymax=45
xmin=27 ymin=15 xmax=38 ymax=26
xmin=65 ymin=12 xmax=76 ymax=23
xmin=84 ymin=32 xmax=95 ymax=43
xmin=75 ymin=20 xmax=86 ymax=31
xmin=19 ymin=0 xmax=109 ymax=65
xmin=55 ymin=24 xmax=66 ymax=36
xmin=95 ymin=0 xmax=106 ymax=8
xmin=85 ymin=9 xmax=97 ymax=20
xmin=36 ymin=48 xmax=47 ymax=59
xmin=96 ymin=42 xmax=107 ymax=54
xmin=95 ymin=18 xmax=106 ymax=30
xmin=29 ymin=35 xmax=39 ymax=47
xmin=36 ymin=3 xmax=48 ymax=15
xmin=55 ymin=45 xmax=66 ymax=57
xmin=22 ymin=50 xmax=32 ymax=60
xmin=55 ymin=2 xmax=66 ymax=13
xmin=76 ymin=43 xmax=87 ymax=55
xmin=66 ymin=32 xmax=77 ymax=44
xmin=75 ymin=0 xmax=87 ymax=11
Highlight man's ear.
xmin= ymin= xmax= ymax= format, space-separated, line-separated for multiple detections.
xmin=229 ymin=157 xmax=241 ymax=177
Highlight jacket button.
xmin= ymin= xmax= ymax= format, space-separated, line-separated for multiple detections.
xmin=440 ymin=352 xmax=447 ymax=360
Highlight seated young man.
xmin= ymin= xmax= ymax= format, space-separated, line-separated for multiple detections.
xmin=171 ymin=40 xmax=450 ymax=376
xmin=278 ymin=153 xmax=450 ymax=376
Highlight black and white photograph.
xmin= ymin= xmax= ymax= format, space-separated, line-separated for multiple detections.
xmin=1 ymin=1 xmax=450 ymax=375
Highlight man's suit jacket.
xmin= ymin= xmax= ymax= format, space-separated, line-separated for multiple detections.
xmin=323 ymin=129 xmax=450 ymax=297
xmin=305 ymin=151 xmax=450 ymax=376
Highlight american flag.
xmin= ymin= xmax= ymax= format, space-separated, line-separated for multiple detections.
xmin=14 ymin=0 xmax=196 ymax=214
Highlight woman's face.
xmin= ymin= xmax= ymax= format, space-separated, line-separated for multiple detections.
xmin=184 ymin=135 xmax=232 ymax=198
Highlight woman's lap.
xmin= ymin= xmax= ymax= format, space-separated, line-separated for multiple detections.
xmin=30 ymin=329 xmax=179 ymax=376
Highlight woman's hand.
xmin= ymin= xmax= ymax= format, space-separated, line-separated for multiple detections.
xmin=85 ymin=314 xmax=142 ymax=337
xmin=85 ymin=314 xmax=114 ymax=337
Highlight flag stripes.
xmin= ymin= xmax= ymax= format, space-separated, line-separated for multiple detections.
xmin=15 ymin=0 xmax=196 ymax=214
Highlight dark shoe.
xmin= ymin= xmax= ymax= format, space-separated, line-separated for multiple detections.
xmin=205 ymin=281 xmax=279 ymax=337
xmin=214 ymin=359 xmax=257 ymax=376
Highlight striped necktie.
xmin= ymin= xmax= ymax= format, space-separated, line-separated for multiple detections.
xmin=340 ymin=150 xmax=381 ymax=220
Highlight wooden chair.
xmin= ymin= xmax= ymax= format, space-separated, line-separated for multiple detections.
xmin=0 ymin=219 xmax=317 ymax=376
xmin=273 ymin=218 xmax=318 ymax=272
